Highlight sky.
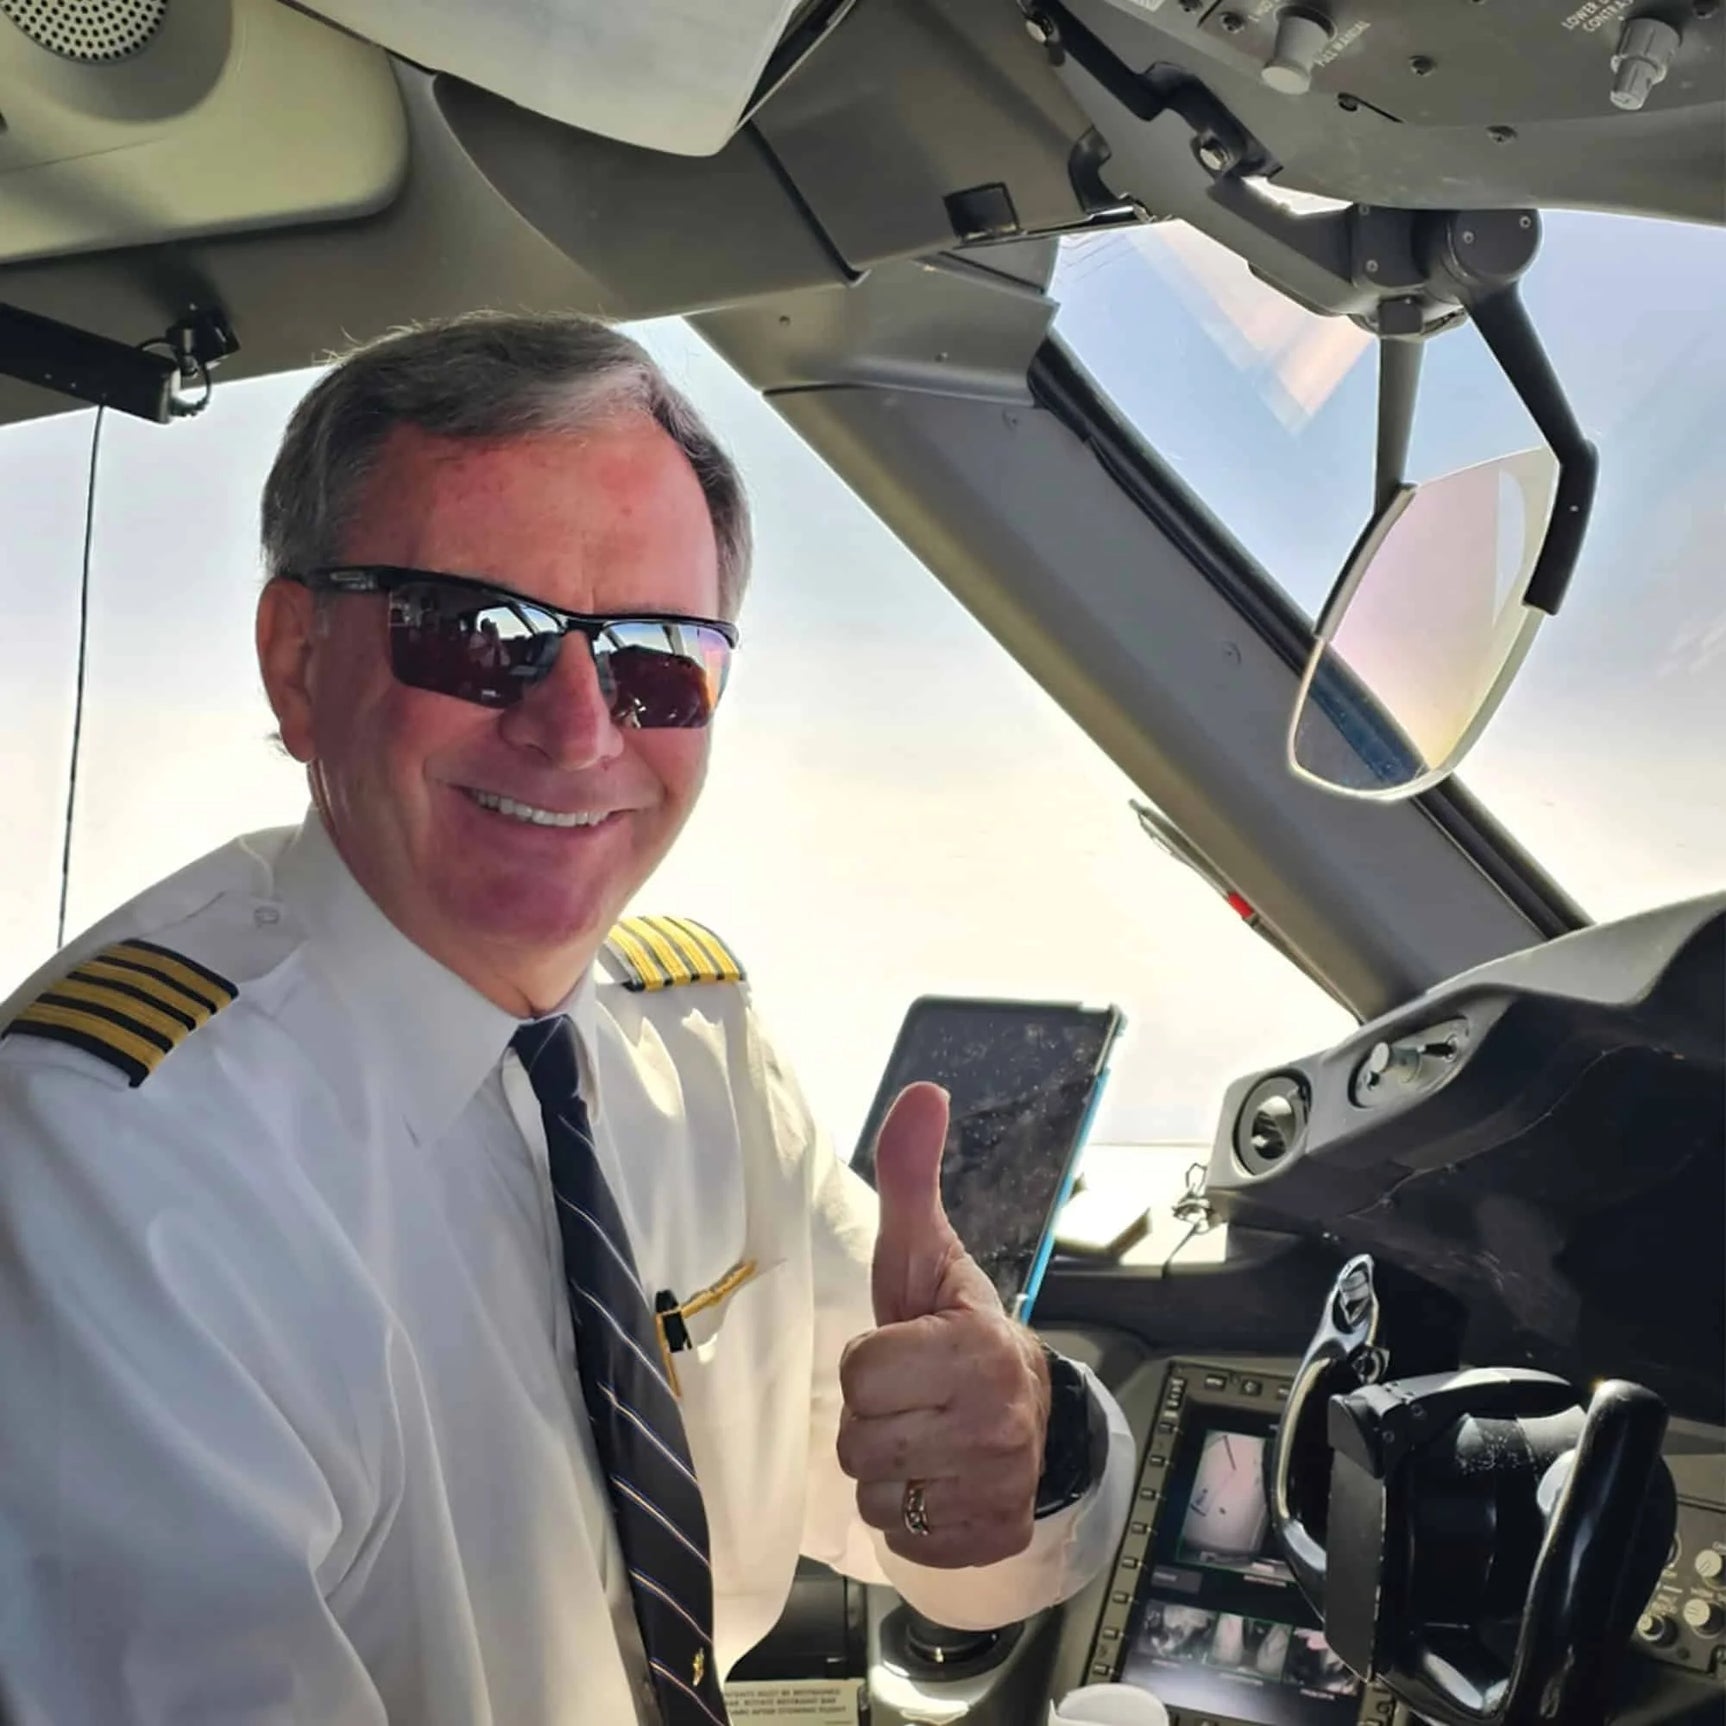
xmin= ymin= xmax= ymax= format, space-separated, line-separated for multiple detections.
xmin=1055 ymin=208 xmax=1726 ymax=909
xmin=2 ymin=206 xmax=1720 ymax=1171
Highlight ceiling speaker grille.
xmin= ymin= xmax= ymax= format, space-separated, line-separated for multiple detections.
xmin=1 ymin=0 xmax=168 ymax=62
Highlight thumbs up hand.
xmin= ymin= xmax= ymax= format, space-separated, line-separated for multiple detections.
xmin=837 ymin=1082 xmax=1053 ymax=1567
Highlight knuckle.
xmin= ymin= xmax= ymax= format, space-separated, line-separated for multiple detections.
xmin=991 ymin=1353 xmax=1027 ymax=1402
xmin=840 ymin=1334 xmax=887 ymax=1413
xmin=835 ymin=1420 xmax=865 ymax=1480
xmin=993 ymin=1404 xmax=1040 ymax=1459
xmin=888 ymin=1428 xmax=914 ymax=1475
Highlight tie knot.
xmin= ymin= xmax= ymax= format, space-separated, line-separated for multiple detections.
xmin=511 ymin=1016 xmax=579 ymax=1103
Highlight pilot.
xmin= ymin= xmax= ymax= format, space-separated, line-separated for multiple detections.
xmin=0 ymin=312 xmax=1134 ymax=1724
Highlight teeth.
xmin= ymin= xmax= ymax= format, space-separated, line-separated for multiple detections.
xmin=467 ymin=789 xmax=606 ymax=829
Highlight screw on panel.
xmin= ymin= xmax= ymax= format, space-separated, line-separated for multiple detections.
xmin=1489 ymin=124 xmax=1518 ymax=143
xmin=1196 ymin=138 xmax=1233 ymax=172
xmin=1337 ymin=92 xmax=1360 ymax=109
xmin=1219 ymin=11 xmax=1246 ymax=32
xmin=1024 ymin=13 xmax=1053 ymax=43
xmin=1409 ymin=54 xmax=1436 ymax=75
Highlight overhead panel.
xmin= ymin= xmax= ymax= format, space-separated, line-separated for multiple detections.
xmin=1046 ymin=0 xmax=1725 ymax=220
xmin=0 ymin=0 xmax=408 ymax=267
xmin=755 ymin=0 xmax=1100 ymax=268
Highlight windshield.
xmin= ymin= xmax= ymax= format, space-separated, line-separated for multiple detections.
xmin=1052 ymin=211 xmax=1726 ymax=921
xmin=0 ymin=328 xmax=1350 ymax=1175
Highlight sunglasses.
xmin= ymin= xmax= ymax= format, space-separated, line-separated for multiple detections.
xmin=290 ymin=566 xmax=737 ymax=729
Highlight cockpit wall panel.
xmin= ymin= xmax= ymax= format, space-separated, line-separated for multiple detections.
xmin=1208 ymin=895 xmax=1726 ymax=1425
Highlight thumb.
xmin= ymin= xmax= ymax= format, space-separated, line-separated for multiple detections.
xmin=870 ymin=1081 xmax=969 ymax=1325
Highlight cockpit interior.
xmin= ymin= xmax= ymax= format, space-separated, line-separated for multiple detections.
xmin=1 ymin=1 xmax=1721 ymax=1722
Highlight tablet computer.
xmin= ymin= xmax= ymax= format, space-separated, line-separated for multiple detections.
xmin=851 ymin=996 xmax=1124 ymax=1321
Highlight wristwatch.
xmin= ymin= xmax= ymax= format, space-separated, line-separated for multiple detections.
xmin=1034 ymin=1345 xmax=1110 ymax=1518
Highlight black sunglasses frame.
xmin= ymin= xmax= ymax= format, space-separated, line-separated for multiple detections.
xmin=285 ymin=564 xmax=739 ymax=723
xmin=290 ymin=565 xmax=739 ymax=646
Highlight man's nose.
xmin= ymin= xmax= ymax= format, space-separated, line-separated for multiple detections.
xmin=496 ymin=635 xmax=625 ymax=767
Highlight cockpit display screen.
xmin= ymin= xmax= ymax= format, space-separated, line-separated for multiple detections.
xmin=1119 ymin=1412 xmax=1362 ymax=1726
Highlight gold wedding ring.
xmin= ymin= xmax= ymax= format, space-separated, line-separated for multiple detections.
xmin=901 ymin=1479 xmax=933 ymax=1537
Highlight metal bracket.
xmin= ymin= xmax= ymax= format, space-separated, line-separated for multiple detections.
xmin=0 ymin=304 xmax=238 ymax=423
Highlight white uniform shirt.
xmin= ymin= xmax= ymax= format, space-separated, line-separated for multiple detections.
xmin=0 ymin=815 xmax=1133 ymax=1725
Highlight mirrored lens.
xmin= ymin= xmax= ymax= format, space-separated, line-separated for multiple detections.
xmin=389 ymin=582 xmax=559 ymax=707
xmin=598 ymin=620 xmax=732 ymax=730
xmin=385 ymin=582 xmax=733 ymax=726
xmin=1293 ymin=447 xmax=1557 ymax=796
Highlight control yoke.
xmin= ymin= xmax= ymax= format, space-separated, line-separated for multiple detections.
xmin=1268 ymin=1255 xmax=1677 ymax=1726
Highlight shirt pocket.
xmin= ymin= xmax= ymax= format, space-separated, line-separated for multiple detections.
xmin=671 ymin=1256 xmax=807 ymax=1449
xmin=671 ymin=1258 xmax=809 ymax=1616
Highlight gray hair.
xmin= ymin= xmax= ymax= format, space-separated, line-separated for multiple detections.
xmin=260 ymin=311 xmax=751 ymax=617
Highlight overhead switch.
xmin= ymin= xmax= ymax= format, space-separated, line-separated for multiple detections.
xmin=1610 ymin=17 xmax=1681 ymax=111
xmin=1261 ymin=8 xmax=1334 ymax=95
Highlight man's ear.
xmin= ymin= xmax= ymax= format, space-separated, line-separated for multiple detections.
xmin=256 ymin=577 xmax=320 ymax=764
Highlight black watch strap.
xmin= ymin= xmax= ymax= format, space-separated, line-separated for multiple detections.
xmin=1034 ymin=1345 xmax=1109 ymax=1519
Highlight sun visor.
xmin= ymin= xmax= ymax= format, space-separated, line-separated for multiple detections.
xmin=297 ymin=0 xmax=812 ymax=157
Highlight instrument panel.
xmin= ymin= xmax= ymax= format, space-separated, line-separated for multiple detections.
xmin=1640 ymin=1450 xmax=1726 ymax=1682
xmin=848 ymin=1336 xmax=1725 ymax=1724
xmin=1069 ymin=1354 xmax=1726 ymax=1726
xmin=1082 ymin=1359 xmax=1397 ymax=1726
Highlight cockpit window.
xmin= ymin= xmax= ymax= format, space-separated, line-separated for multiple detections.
xmin=1053 ymin=211 xmax=1726 ymax=920
xmin=1 ymin=320 xmax=1348 ymax=1168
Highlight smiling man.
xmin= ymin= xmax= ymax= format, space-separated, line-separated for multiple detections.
xmin=0 ymin=313 xmax=1132 ymax=1725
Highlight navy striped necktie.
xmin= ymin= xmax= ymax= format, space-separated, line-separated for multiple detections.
xmin=512 ymin=1018 xmax=730 ymax=1726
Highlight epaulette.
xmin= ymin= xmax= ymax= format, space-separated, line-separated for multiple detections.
xmin=2 ymin=938 xmax=237 ymax=1087
xmin=603 ymin=916 xmax=745 ymax=992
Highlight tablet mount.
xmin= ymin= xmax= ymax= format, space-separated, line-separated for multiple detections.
xmin=1268 ymin=1255 xmax=1676 ymax=1726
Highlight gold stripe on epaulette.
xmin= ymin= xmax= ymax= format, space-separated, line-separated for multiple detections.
xmin=606 ymin=922 xmax=670 ymax=991
xmin=658 ymin=916 xmax=744 ymax=985
xmin=2 ymin=940 xmax=236 ymax=1087
xmin=630 ymin=917 xmax=696 ymax=987
xmin=603 ymin=917 xmax=746 ymax=992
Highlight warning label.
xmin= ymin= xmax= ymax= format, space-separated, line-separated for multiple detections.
xmin=722 ymin=1679 xmax=865 ymax=1725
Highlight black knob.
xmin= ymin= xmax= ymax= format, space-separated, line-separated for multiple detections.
xmin=1636 ymin=1611 xmax=1678 ymax=1648
xmin=903 ymin=1611 xmax=999 ymax=1665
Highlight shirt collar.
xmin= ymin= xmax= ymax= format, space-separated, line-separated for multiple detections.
xmin=273 ymin=810 xmax=604 ymax=1143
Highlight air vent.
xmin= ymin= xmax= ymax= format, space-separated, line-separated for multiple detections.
xmin=1 ymin=0 xmax=167 ymax=63
xmin=1233 ymin=1073 xmax=1310 ymax=1177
